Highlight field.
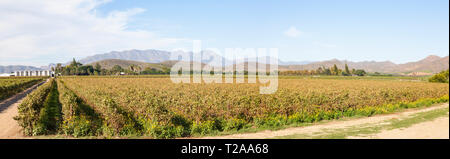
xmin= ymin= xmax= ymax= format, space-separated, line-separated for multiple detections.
xmin=0 ymin=77 xmax=45 ymax=101
xmin=14 ymin=76 xmax=449 ymax=138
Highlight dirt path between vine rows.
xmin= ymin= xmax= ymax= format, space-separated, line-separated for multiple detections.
xmin=0 ymin=80 xmax=47 ymax=139
xmin=201 ymin=103 xmax=449 ymax=139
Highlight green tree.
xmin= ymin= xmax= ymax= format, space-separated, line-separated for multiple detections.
xmin=324 ymin=68 xmax=331 ymax=75
xmin=70 ymin=58 xmax=82 ymax=67
xmin=54 ymin=63 xmax=63 ymax=75
xmin=429 ymin=70 xmax=449 ymax=83
xmin=333 ymin=64 xmax=338 ymax=75
xmin=101 ymin=69 xmax=109 ymax=75
xmin=354 ymin=69 xmax=366 ymax=76
xmin=343 ymin=64 xmax=351 ymax=76
xmin=112 ymin=65 xmax=123 ymax=74
xmin=93 ymin=63 xmax=101 ymax=75
xmin=95 ymin=63 xmax=102 ymax=72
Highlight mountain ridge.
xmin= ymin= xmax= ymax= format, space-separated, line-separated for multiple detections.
xmin=1 ymin=49 xmax=448 ymax=74
xmin=80 ymin=55 xmax=448 ymax=74
xmin=282 ymin=55 xmax=448 ymax=73
xmin=0 ymin=65 xmax=43 ymax=74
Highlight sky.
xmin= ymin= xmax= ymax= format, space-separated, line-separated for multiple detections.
xmin=0 ymin=0 xmax=448 ymax=66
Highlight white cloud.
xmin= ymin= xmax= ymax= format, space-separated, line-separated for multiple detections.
xmin=0 ymin=0 xmax=189 ymax=66
xmin=283 ymin=26 xmax=302 ymax=38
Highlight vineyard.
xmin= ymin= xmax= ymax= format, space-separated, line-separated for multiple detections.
xmin=14 ymin=76 xmax=449 ymax=138
xmin=0 ymin=77 xmax=45 ymax=101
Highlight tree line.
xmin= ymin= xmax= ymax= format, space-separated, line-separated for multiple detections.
xmin=53 ymin=59 xmax=366 ymax=76
xmin=279 ymin=64 xmax=367 ymax=76
xmin=52 ymin=58 xmax=170 ymax=76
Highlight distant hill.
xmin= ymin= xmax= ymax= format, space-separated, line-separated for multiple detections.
xmin=282 ymin=59 xmax=398 ymax=72
xmin=279 ymin=60 xmax=314 ymax=65
xmin=80 ymin=51 xmax=449 ymax=74
xmin=79 ymin=49 xmax=172 ymax=64
xmin=396 ymin=55 xmax=449 ymax=73
xmin=0 ymin=65 xmax=43 ymax=73
xmin=159 ymin=60 xmax=207 ymax=70
xmin=283 ymin=55 xmax=449 ymax=73
xmin=88 ymin=59 xmax=168 ymax=71
xmin=78 ymin=49 xmax=312 ymax=67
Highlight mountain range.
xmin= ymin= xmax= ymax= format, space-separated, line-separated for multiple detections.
xmin=78 ymin=49 xmax=312 ymax=66
xmin=76 ymin=49 xmax=450 ymax=74
xmin=0 ymin=65 xmax=43 ymax=74
xmin=89 ymin=59 xmax=167 ymax=71
xmin=0 ymin=49 xmax=448 ymax=74
xmin=79 ymin=49 xmax=172 ymax=64
xmin=280 ymin=55 xmax=449 ymax=73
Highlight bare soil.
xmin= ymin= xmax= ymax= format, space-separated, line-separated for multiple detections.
xmin=0 ymin=100 xmax=23 ymax=138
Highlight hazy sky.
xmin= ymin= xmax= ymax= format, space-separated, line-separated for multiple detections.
xmin=0 ymin=0 xmax=449 ymax=66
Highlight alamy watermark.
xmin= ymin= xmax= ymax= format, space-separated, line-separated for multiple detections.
xmin=169 ymin=40 xmax=278 ymax=94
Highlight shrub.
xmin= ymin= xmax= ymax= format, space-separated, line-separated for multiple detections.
xmin=14 ymin=79 xmax=53 ymax=136
xmin=58 ymin=80 xmax=103 ymax=137
xmin=0 ymin=77 xmax=43 ymax=101
xmin=429 ymin=70 xmax=449 ymax=83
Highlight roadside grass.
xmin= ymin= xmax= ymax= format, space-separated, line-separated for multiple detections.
xmin=274 ymin=107 xmax=449 ymax=139
xmin=388 ymin=107 xmax=449 ymax=130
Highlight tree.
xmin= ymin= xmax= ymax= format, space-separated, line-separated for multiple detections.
xmin=63 ymin=67 xmax=71 ymax=75
xmin=354 ymin=69 xmax=366 ymax=76
xmin=71 ymin=58 xmax=76 ymax=66
xmin=54 ymin=63 xmax=63 ymax=75
xmin=316 ymin=67 xmax=324 ymax=75
xmin=429 ymin=70 xmax=449 ymax=83
xmin=112 ymin=65 xmax=123 ymax=74
xmin=93 ymin=63 xmax=102 ymax=75
xmin=343 ymin=64 xmax=351 ymax=76
xmin=70 ymin=58 xmax=82 ymax=67
xmin=324 ymin=68 xmax=331 ymax=75
xmin=331 ymin=64 xmax=341 ymax=76
xmin=95 ymin=63 xmax=101 ymax=71
xmin=59 ymin=58 xmax=85 ymax=75
xmin=101 ymin=69 xmax=109 ymax=75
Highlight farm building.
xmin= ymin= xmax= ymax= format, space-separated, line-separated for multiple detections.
xmin=13 ymin=70 xmax=54 ymax=77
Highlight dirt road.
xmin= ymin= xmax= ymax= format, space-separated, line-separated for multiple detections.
xmin=202 ymin=103 xmax=449 ymax=139
xmin=0 ymin=99 xmax=23 ymax=138
xmin=0 ymin=81 xmax=46 ymax=139
xmin=362 ymin=116 xmax=448 ymax=139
